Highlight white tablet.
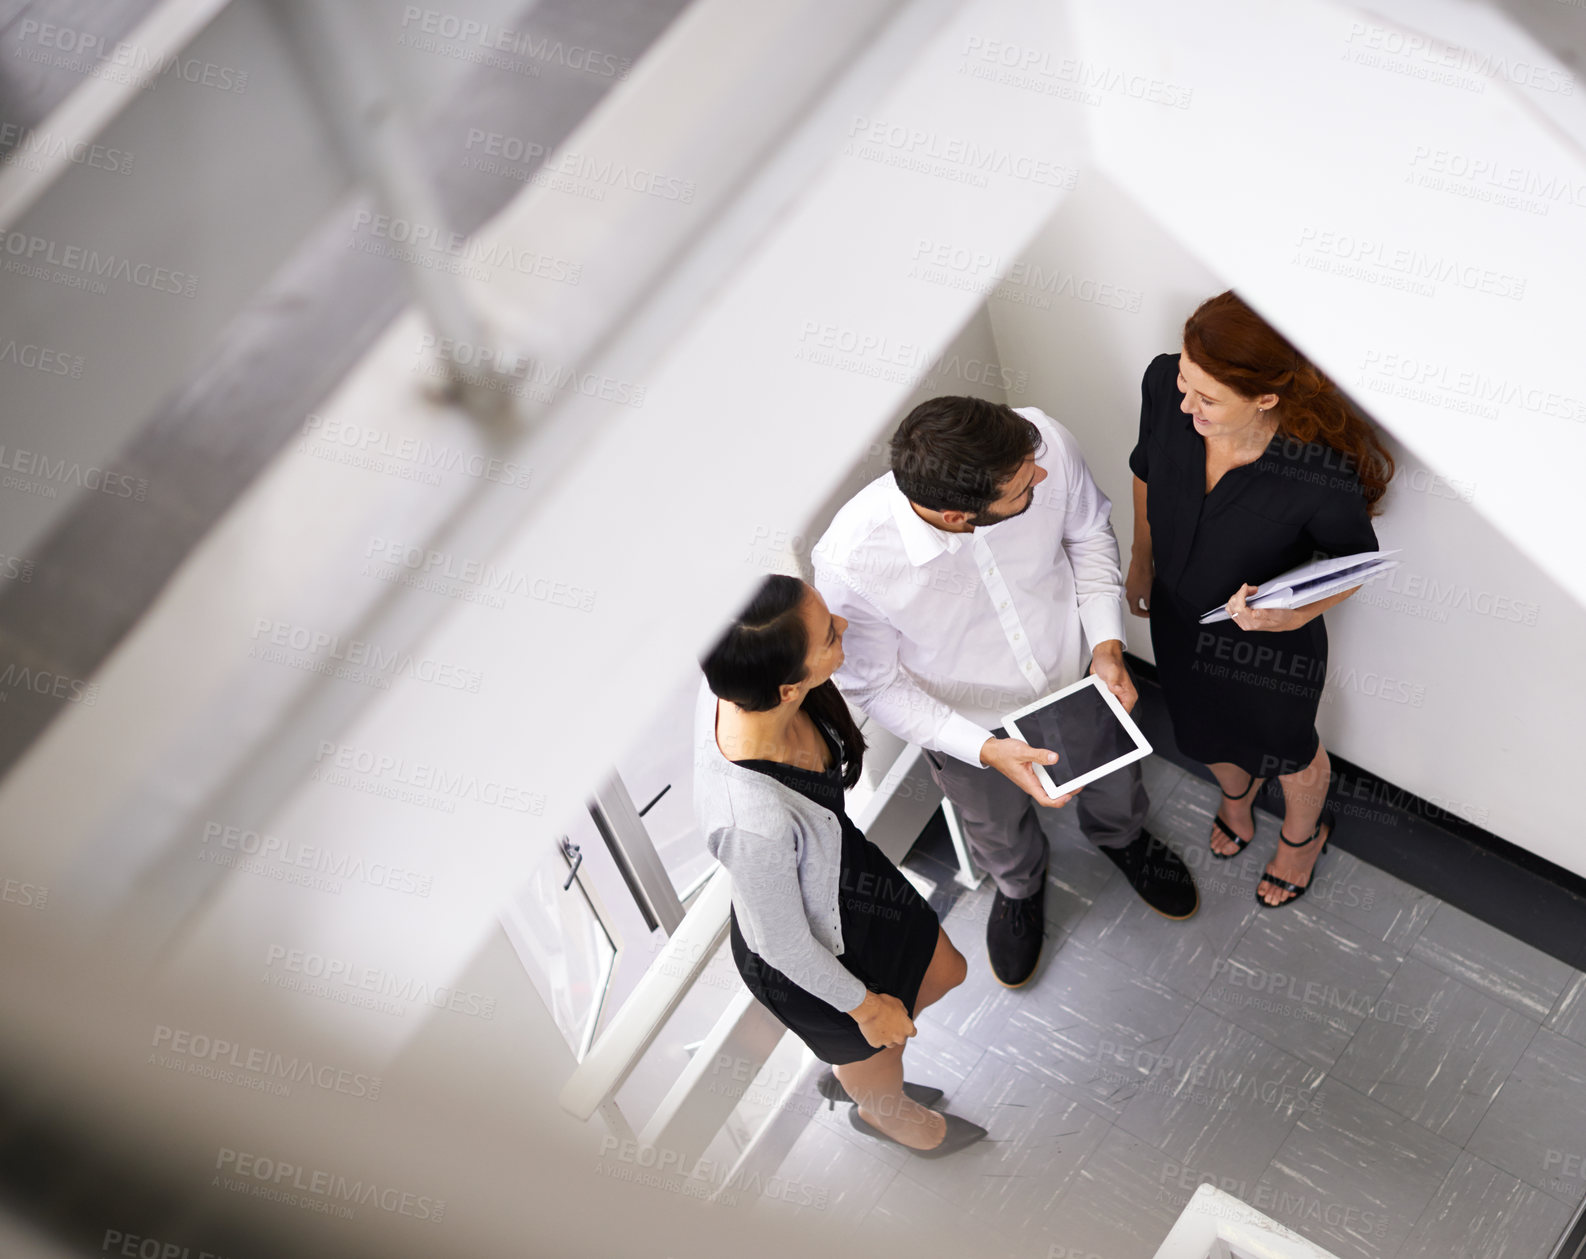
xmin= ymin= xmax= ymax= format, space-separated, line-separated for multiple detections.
xmin=1002 ymin=674 xmax=1152 ymax=800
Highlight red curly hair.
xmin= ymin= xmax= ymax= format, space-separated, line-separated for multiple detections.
xmin=1183 ymin=292 xmax=1394 ymax=513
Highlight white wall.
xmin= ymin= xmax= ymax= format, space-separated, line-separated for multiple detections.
xmin=986 ymin=171 xmax=1586 ymax=878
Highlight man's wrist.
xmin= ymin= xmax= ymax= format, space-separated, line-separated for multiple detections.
xmin=1091 ymin=639 xmax=1124 ymax=662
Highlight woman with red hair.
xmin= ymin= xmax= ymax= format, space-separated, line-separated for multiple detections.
xmin=1125 ymin=292 xmax=1394 ymax=907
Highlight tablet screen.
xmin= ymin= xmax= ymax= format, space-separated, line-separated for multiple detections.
xmin=1010 ymin=681 xmax=1138 ymax=788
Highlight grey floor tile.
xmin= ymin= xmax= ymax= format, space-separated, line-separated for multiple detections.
xmin=988 ymin=939 xmax=1194 ymax=1119
xmin=1140 ymin=755 xmax=1188 ymax=818
xmin=1300 ymin=846 xmax=1440 ymax=950
xmin=746 ymin=1116 xmax=900 ymax=1224
xmin=864 ymin=1165 xmax=1025 ymax=1259
xmin=1254 ymin=1078 xmax=1461 ymax=1259
xmin=1411 ymin=901 xmax=1574 ymax=1022
xmin=1467 ymin=1026 xmax=1586 ymax=1203
xmin=891 ymin=1053 xmax=1111 ymax=1252
xmin=1039 ymin=804 xmax=1126 ymax=927
xmin=1398 ymin=1151 xmax=1575 ymax=1259
xmin=903 ymin=1014 xmax=988 ymax=1099
xmin=1160 ymin=776 xmax=1437 ymax=952
xmin=1066 ymin=833 xmax=1260 ymax=1002
xmin=1143 ymin=770 xmax=1241 ymax=856
xmin=1200 ymin=903 xmax=1402 ymax=1070
xmin=1114 ymin=1006 xmax=1326 ymax=1188
xmin=1331 ymin=956 xmax=1539 ymax=1146
xmin=1546 ymin=971 xmax=1586 ymax=1048
xmin=1046 ymin=1125 xmax=1188 ymax=1259
xmin=923 ymin=893 xmax=1028 ymax=1048
xmin=1146 ymin=774 xmax=1288 ymax=906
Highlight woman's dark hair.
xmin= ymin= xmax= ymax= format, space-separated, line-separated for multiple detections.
xmin=1183 ymin=291 xmax=1395 ymax=513
xmin=700 ymin=575 xmax=866 ymax=788
xmin=889 ymin=395 xmax=1043 ymax=515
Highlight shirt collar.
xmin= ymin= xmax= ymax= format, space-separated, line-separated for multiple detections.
xmin=886 ymin=474 xmax=966 ymax=565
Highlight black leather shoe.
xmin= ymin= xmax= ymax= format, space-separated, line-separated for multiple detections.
xmin=986 ymin=880 xmax=1045 ymax=988
xmin=1102 ymin=830 xmax=1199 ymax=920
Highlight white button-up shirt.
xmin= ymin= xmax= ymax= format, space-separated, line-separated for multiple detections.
xmin=812 ymin=408 xmax=1126 ymax=768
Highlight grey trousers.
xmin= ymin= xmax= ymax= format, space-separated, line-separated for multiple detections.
xmin=924 ymin=729 xmax=1149 ymax=900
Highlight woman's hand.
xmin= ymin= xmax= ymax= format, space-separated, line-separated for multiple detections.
xmin=1125 ymin=560 xmax=1153 ymax=618
xmin=849 ymin=991 xmax=917 ymax=1048
xmin=1225 ymin=583 xmax=1307 ymax=632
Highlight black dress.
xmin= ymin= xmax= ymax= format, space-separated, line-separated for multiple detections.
xmin=729 ymin=717 xmax=941 ymax=1065
xmin=1130 ymin=352 xmax=1379 ymax=779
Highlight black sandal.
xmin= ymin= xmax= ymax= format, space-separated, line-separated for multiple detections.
xmin=1208 ymin=773 xmax=1258 ymax=859
xmin=1256 ymin=808 xmax=1335 ymax=908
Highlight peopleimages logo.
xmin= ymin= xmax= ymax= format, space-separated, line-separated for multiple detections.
xmin=397 ymin=7 xmax=630 ymax=78
xmin=101 ymin=1229 xmax=225 ymax=1258
xmin=213 ymin=1147 xmax=443 ymax=1221
xmin=149 ymin=1024 xmax=382 ymax=1100
xmin=311 ymin=738 xmax=545 ymax=814
xmin=261 ymin=945 xmax=497 ymax=1019
xmin=0 ymin=121 xmax=131 ymax=174
xmin=199 ymin=820 xmax=435 ymax=898
xmin=0 ymin=231 xmax=198 ymax=297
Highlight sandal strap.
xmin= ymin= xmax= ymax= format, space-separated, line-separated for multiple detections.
xmin=1220 ymin=773 xmax=1258 ymax=802
xmin=1211 ymin=815 xmax=1252 ymax=847
xmin=1279 ymin=811 xmax=1335 ymax=849
xmin=1257 ymin=872 xmax=1306 ymax=897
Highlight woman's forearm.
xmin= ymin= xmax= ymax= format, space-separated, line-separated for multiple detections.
xmin=1290 ymin=584 xmax=1360 ymax=627
xmin=1129 ymin=476 xmax=1152 ymax=570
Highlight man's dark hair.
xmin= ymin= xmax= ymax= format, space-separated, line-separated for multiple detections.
xmin=889 ymin=396 xmax=1042 ymax=515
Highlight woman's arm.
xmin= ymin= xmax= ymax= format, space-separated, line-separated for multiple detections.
xmin=1125 ymin=475 xmax=1153 ymax=617
xmin=1224 ymin=582 xmax=1359 ymax=633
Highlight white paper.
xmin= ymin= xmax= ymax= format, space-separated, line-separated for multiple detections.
xmin=1200 ymin=550 xmax=1401 ymax=624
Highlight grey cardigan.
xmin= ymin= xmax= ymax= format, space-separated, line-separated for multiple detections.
xmin=692 ymin=680 xmax=868 ymax=1013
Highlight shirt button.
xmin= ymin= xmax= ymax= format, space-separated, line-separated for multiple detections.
xmin=999 ymin=601 xmax=1008 ymax=610
xmin=1013 ymin=632 xmax=1022 ymax=641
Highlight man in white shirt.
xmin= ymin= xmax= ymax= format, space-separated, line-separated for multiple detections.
xmin=813 ymin=396 xmax=1197 ymax=988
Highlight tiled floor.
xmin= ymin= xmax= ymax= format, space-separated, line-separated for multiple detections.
xmin=748 ymin=757 xmax=1586 ymax=1259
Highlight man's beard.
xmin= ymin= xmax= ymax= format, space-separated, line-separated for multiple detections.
xmin=967 ymin=495 xmax=1035 ymax=528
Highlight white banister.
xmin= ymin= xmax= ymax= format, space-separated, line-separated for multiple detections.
xmin=0 ymin=0 xmax=234 ymax=231
xmin=1153 ymin=1184 xmax=1346 ymax=1259
xmin=557 ymin=865 xmax=735 ymax=1121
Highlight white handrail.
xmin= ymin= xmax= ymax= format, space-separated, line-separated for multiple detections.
xmin=0 ymin=0 xmax=234 ymax=231
xmin=557 ymin=865 xmax=734 ymax=1121
xmin=1153 ymin=1184 xmax=1345 ymax=1259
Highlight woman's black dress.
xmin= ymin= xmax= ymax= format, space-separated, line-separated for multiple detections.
xmin=729 ymin=717 xmax=941 ymax=1065
xmin=1130 ymin=352 xmax=1379 ymax=779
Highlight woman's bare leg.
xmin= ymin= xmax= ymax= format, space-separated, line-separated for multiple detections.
xmin=833 ymin=928 xmax=964 ymax=1149
xmin=912 ymin=928 xmax=967 ymax=1015
xmin=1260 ymin=744 xmax=1332 ymax=905
xmin=1208 ymin=761 xmax=1264 ymax=856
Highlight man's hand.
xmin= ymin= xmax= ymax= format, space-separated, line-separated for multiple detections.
xmin=979 ymin=737 xmax=1079 ymax=808
xmin=849 ymin=991 xmax=916 ymax=1048
xmin=1090 ymin=640 xmax=1137 ymax=713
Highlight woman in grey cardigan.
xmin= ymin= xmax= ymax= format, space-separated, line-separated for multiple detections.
xmin=697 ymin=574 xmax=985 ymax=1156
